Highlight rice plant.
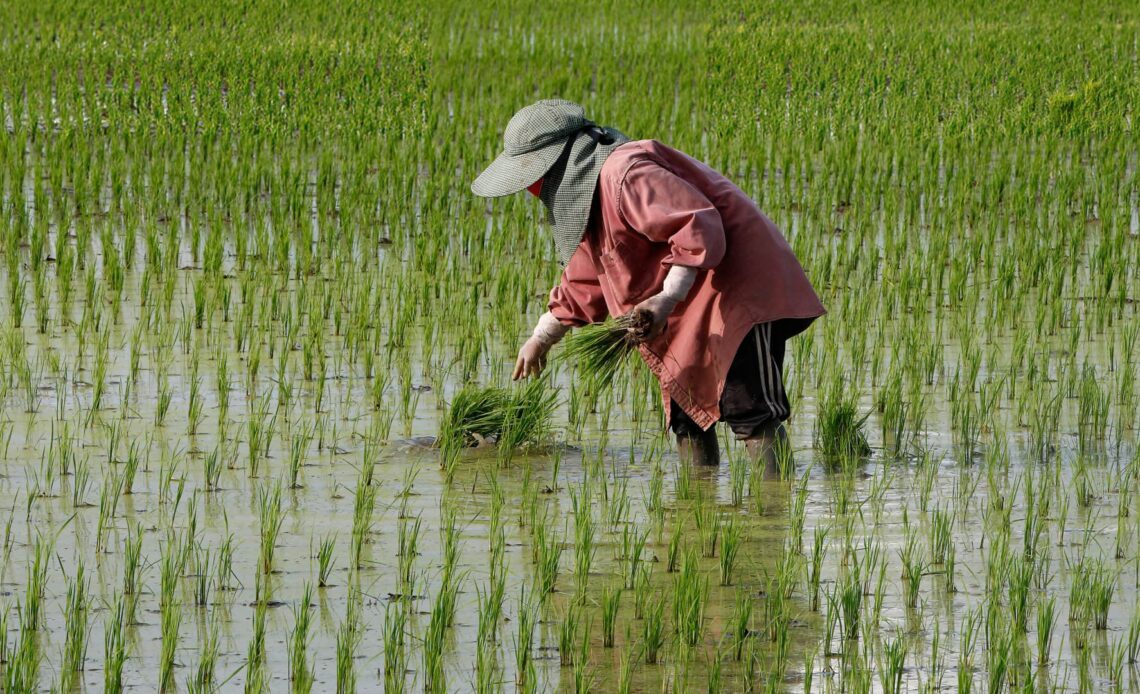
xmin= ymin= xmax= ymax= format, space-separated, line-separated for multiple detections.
xmin=59 ymin=563 xmax=90 ymax=689
xmin=673 ymin=547 xmax=708 ymax=647
xmin=601 ymin=585 xmax=621 ymax=648
xmin=290 ymin=582 xmax=315 ymax=692
xmin=560 ymin=316 xmax=639 ymax=390
xmin=815 ymin=380 xmax=872 ymax=466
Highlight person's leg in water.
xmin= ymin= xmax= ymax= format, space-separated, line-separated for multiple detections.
xmin=670 ymin=403 xmax=720 ymax=466
xmin=722 ymin=322 xmax=793 ymax=479
xmin=668 ymin=321 xmax=796 ymax=471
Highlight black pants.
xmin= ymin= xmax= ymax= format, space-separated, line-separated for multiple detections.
xmin=671 ymin=321 xmax=791 ymax=440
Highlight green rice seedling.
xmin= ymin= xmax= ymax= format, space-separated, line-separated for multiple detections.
xmin=929 ymin=506 xmax=953 ymax=566
xmin=488 ymin=471 xmax=505 ymax=548
xmin=601 ymin=584 xmax=622 ymax=648
xmin=58 ymin=562 xmax=89 ymax=690
xmin=71 ymin=453 xmax=92 ymax=507
xmin=616 ymin=637 xmax=637 ymax=694
xmin=438 ymin=507 xmax=465 ymax=626
xmin=513 ymin=588 xmax=538 ymax=692
xmin=155 ymin=373 xmax=174 ymax=426
xmin=94 ymin=471 xmax=124 ymax=553
xmin=121 ymin=520 xmax=145 ymax=606
xmin=336 ymin=590 xmax=362 ymax=694
xmin=573 ymin=617 xmax=596 ymax=694
xmin=1036 ymin=595 xmax=1056 ymax=665
xmin=203 ymin=443 xmax=224 ymax=492
xmin=188 ymin=354 xmax=204 ymax=436
xmin=246 ymin=393 xmax=275 ymax=478
xmin=350 ymin=472 xmax=376 ymax=569
xmin=876 ymin=632 xmax=907 ymax=694
xmin=397 ymin=514 xmax=421 ymax=589
xmin=815 ymin=379 xmax=872 ymax=467
xmin=4 ymin=602 xmax=38 ymax=692
xmin=477 ymin=578 xmax=505 ymax=648
xmin=646 ymin=463 xmax=665 ymax=535
xmin=498 ymin=378 xmax=558 ymax=457
xmin=1128 ymin=606 xmax=1140 ymax=665
xmin=216 ymin=533 xmax=237 ymax=594
xmin=20 ymin=533 xmax=51 ymax=634
xmin=899 ymin=526 xmax=926 ymax=610
xmin=559 ymin=602 xmax=582 ymax=666
xmin=245 ymin=591 xmax=269 ymax=693
xmin=808 ymin=525 xmax=828 ymax=612
xmin=571 ymin=486 xmax=596 ymax=600
xmin=674 ymin=456 xmax=694 ymax=501
xmin=1109 ymin=637 xmax=1128 ymax=692
xmin=837 ymin=566 xmax=863 ymax=641
xmin=475 ymin=624 xmax=503 ymax=694
xmin=643 ymin=589 xmax=666 ymax=664
xmin=706 ymin=639 xmax=724 ymax=693
xmin=693 ymin=496 xmax=721 ymax=558
xmin=122 ymin=439 xmax=143 ymax=495
xmin=673 ymin=547 xmax=709 ymax=647
xmin=718 ymin=515 xmax=742 ymax=586
xmin=103 ymin=594 xmax=129 ymax=694
xmin=667 ymin=518 xmax=682 ymax=573
xmin=193 ymin=545 xmax=211 ymax=607
xmin=1070 ymin=558 xmax=1116 ymax=630
xmin=560 ymin=316 xmax=639 ymax=391
xmin=316 ymin=533 xmax=337 ymax=588
xmin=730 ymin=589 xmax=753 ymax=661
xmin=789 ymin=477 xmax=809 ymax=550
xmin=1007 ymin=557 xmax=1033 ymax=634
xmin=289 ymin=582 xmax=315 ymax=692
xmin=632 ymin=566 xmax=652 ymax=620
xmin=159 ymin=578 xmax=182 ymax=691
xmin=383 ymin=598 xmax=408 ymax=694
xmin=257 ymin=481 xmax=284 ymax=576
xmin=605 ymin=474 xmax=632 ymax=533
xmin=534 ymin=518 xmax=562 ymax=598
xmin=288 ymin=425 xmax=314 ymax=489
xmin=620 ymin=524 xmax=648 ymax=590
xmin=191 ymin=615 xmax=220 ymax=692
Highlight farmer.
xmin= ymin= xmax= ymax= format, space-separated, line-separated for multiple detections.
xmin=472 ymin=99 xmax=825 ymax=473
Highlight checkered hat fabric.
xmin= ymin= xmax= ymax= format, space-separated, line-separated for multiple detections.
xmin=472 ymin=99 xmax=630 ymax=265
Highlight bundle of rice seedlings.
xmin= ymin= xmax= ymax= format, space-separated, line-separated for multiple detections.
xmin=815 ymin=380 xmax=872 ymax=467
xmin=441 ymin=386 xmax=508 ymax=449
xmin=498 ymin=378 xmax=558 ymax=452
xmin=560 ymin=314 xmax=644 ymax=390
xmin=440 ymin=380 xmax=557 ymax=455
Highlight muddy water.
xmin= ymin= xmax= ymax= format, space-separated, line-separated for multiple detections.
xmin=1 ymin=275 xmax=1138 ymax=692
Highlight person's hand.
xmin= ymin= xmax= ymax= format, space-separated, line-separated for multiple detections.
xmin=629 ymin=294 xmax=679 ymax=343
xmin=512 ymin=337 xmax=550 ymax=380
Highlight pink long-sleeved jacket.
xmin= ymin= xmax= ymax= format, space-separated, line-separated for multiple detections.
xmin=549 ymin=139 xmax=825 ymax=430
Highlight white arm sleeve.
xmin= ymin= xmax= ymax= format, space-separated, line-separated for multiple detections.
xmin=659 ymin=264 xmax=699 ymax=304
xmin=530 ymin=311 xmax=570 ymax=347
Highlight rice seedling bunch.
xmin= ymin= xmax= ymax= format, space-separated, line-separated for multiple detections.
xmin=560 ymin=316 xmax=640 ymax=391
xmin=815 ymin=380 xmax=872 ymax=466
xmin=441 ymin=386 xmax=510 ymax=450
xmin=440 ymin=379 xmax=557 ymax=456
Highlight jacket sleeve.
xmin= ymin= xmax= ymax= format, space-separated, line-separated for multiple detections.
xmin=548 ymin=241 xmax=609 ymax=327
xmin=617 ymin=159 xmax=726 ymax=269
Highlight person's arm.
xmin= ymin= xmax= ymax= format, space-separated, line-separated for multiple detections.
xmin=618 ymin=159 xmax=721 ymax=341
xmin=514 ymin=243 xmax=607 ymax=380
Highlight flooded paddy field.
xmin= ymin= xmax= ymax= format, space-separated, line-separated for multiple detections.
xmin=2 ymin=0 xmax=1140 ymax=692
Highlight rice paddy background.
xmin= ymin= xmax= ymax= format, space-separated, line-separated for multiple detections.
xmin=1 ymin=0 xmax=1138 ymax=691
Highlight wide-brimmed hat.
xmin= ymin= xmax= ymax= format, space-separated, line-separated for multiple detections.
xmin=471 ymin=99 xmax=591 ymax=197
xmin=472 ymin=99 xmax=630 ymax=265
